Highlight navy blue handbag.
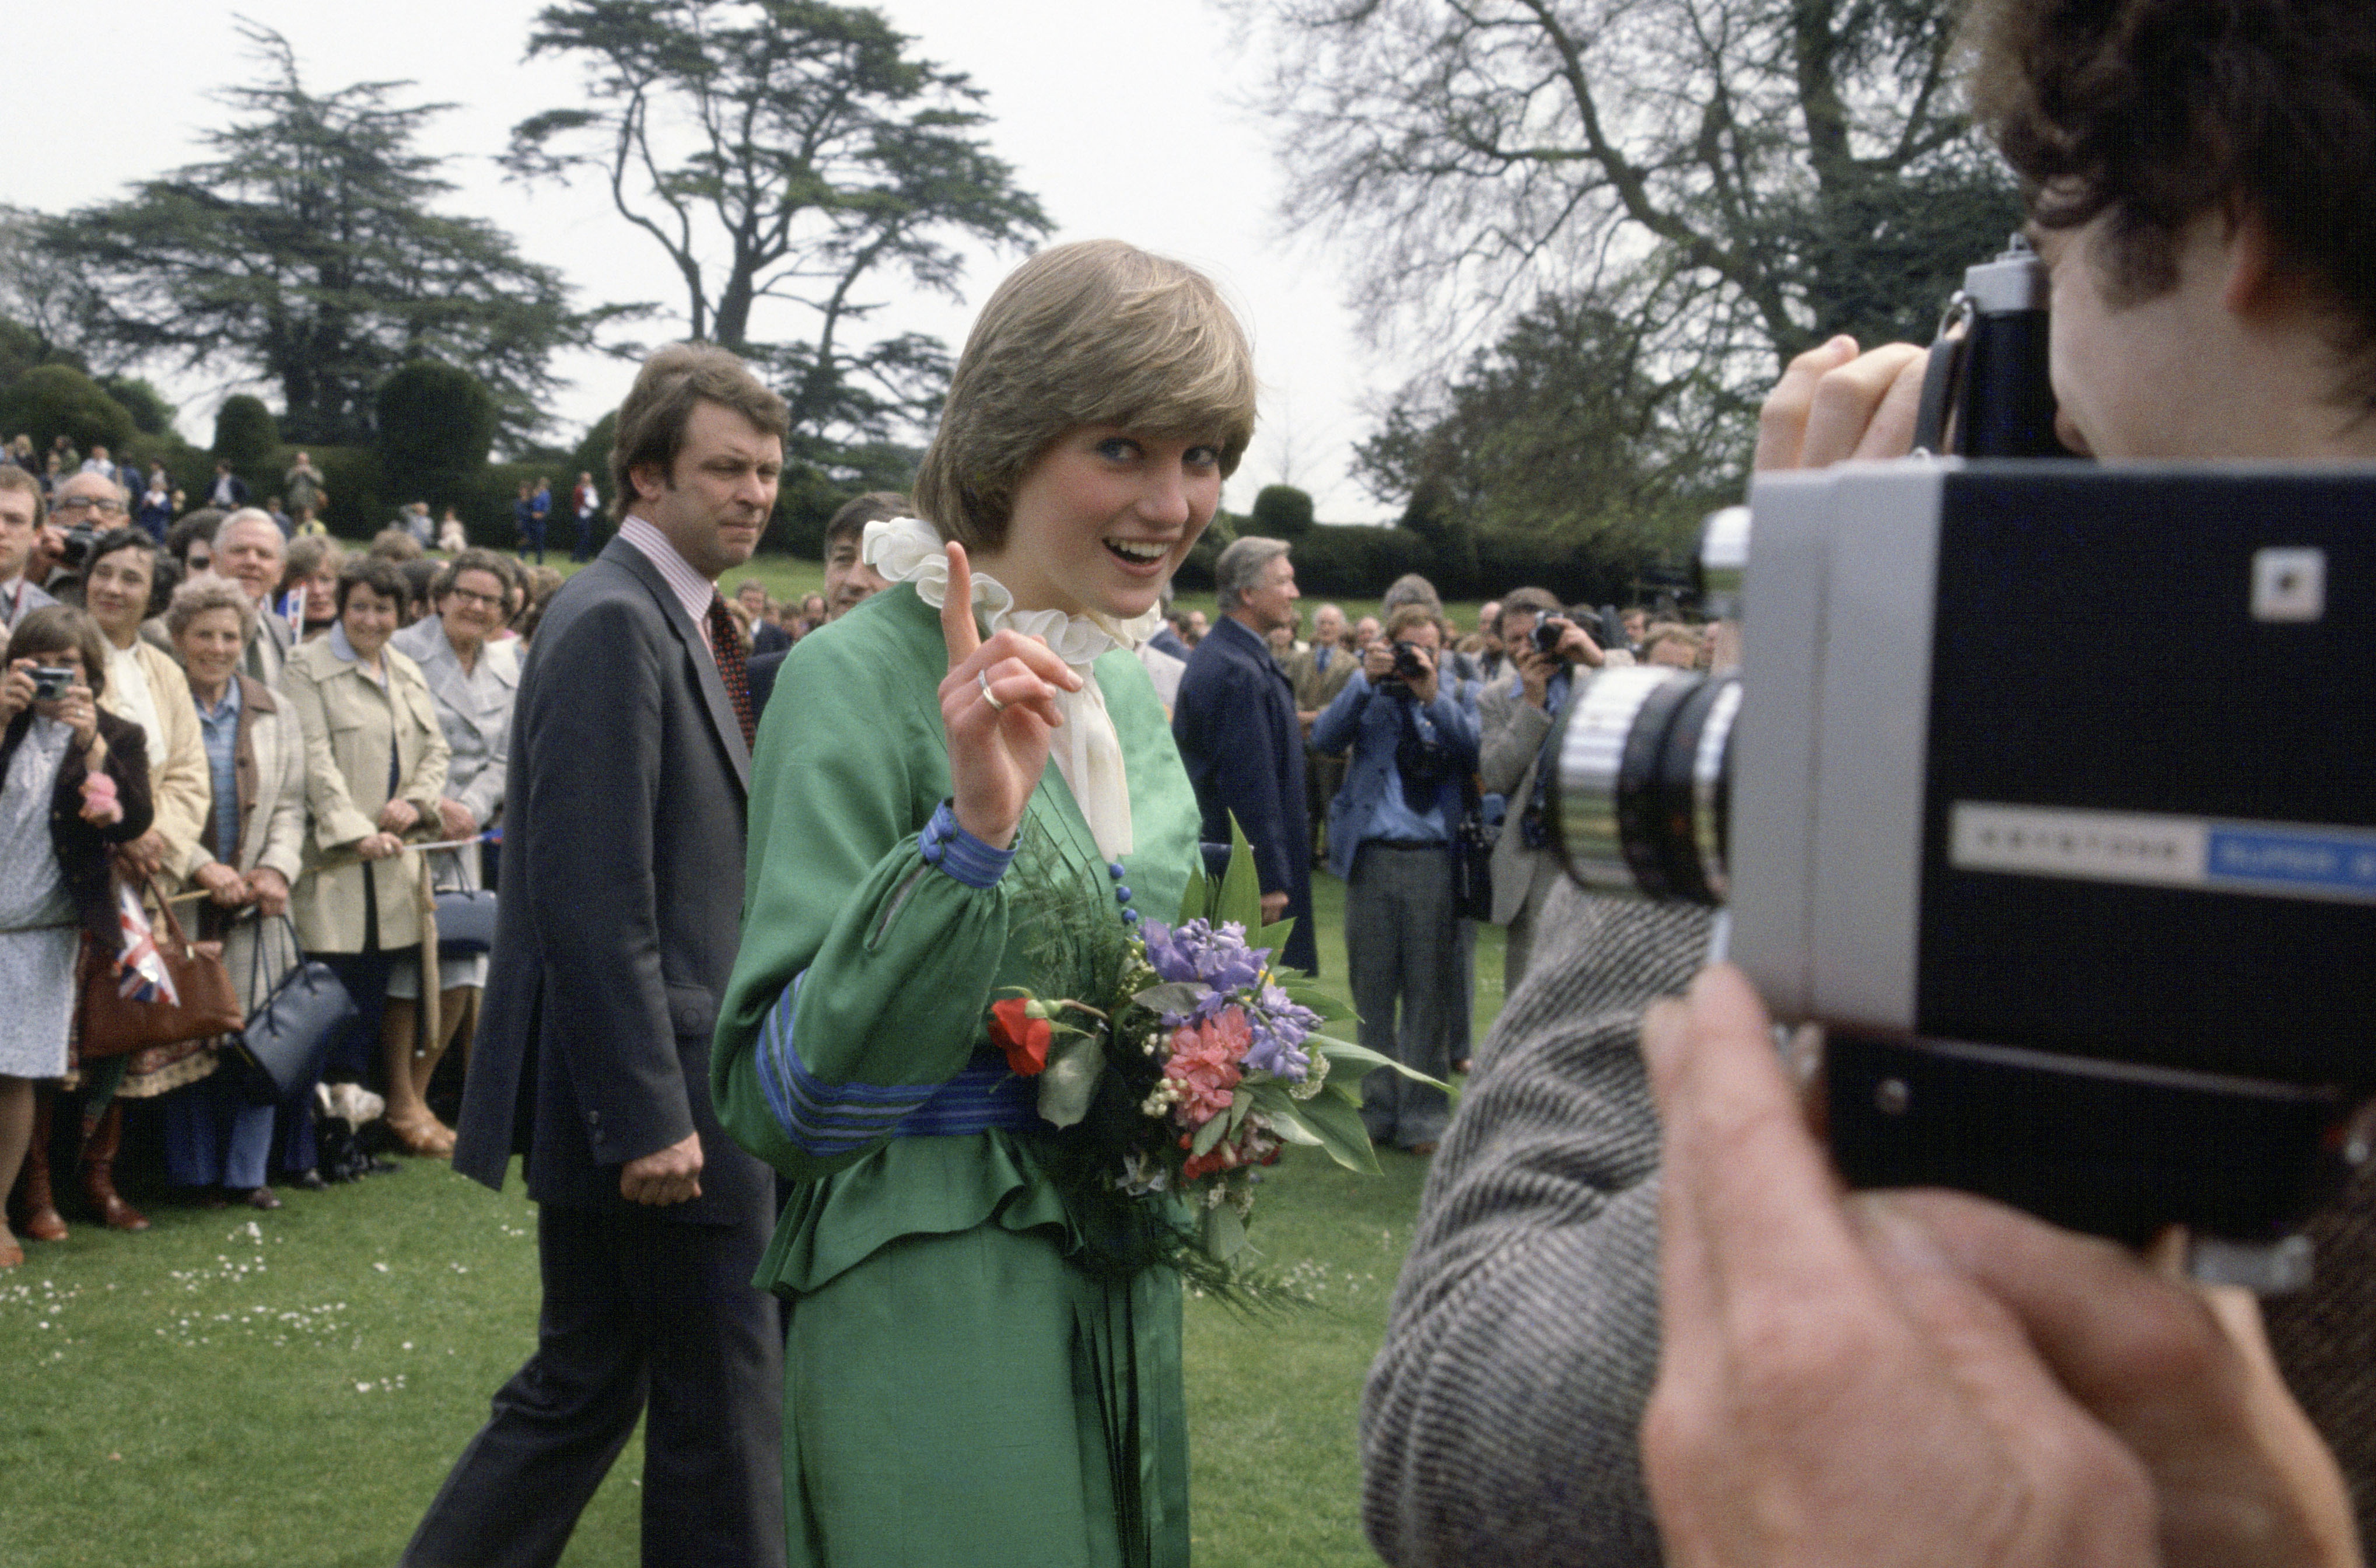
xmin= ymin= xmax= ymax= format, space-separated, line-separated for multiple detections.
xmin=231 ymin=916 xmax=359 ymax=1105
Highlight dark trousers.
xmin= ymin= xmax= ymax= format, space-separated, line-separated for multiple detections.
xmin=1346 ymin=841 xmax=1460 ymax=1147
xmin=403 ymin=1198 xmax=786 ymax=1568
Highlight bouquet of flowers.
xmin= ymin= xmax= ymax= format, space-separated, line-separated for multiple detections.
xmin=991 ymin=820 xmax=1440 ymax=1268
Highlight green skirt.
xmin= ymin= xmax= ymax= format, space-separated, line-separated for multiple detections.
xmin=772 ymin=1136 xmax=1189 ymax=1568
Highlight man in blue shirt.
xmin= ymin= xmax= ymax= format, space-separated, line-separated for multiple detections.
xmin=1312 ymin=605 xmax=1480 ymax=1152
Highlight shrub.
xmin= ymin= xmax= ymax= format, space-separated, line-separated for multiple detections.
xmin=294 ymin=446 xmax=385 ymax=539
xmin=97 ymin=375 xmax=176 ymax=436
xmin=1173 ymin=511 xmax=1241 ymax=591
xmin=1282 ymin=524 xmax=1436 ymax=596
xmin=377 ymin=360 xmax=499 ymax=503
xmin=1250 ymin=484 xmax=1315 ymax=540
xmin=0 ymin=363 xmax=135 ymax=457
xmin=212 ymin=396 xmax=279 ymax=476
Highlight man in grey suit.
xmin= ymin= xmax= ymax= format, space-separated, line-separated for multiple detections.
xmin=1474 ymin=590 xmax=1606 ymax=1001
xmin=212 ymin=510 xmax=296 ymax=687
xmin=408 ymin=345 xmax=788 ymax=1568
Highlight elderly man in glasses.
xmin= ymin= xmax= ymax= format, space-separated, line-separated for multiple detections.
xmin=44 ymin=470 xmax=138 ymax=606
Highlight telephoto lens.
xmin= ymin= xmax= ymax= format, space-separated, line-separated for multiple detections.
xmin=1546 ymin=665 xmax=1740 ymax=905
xmin=1545 ymin=504 xmax=1746 ymax=904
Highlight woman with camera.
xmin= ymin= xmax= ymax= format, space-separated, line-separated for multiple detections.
xmin=1311 ymin=605 xmax=1481 ymax=1154
xmin=0 ymin=607 xmax=153 ymax=1264
xmin=158 ymin=575 xmax=312 ymax=1206
xmin=282 ymin=556 xmax=450 ymax=1156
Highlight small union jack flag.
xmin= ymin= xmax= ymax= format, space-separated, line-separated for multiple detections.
xmin=114 ymin=884 xmax=179 ymax=1006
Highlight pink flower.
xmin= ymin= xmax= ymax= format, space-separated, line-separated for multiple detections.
xmin=1162 ymin=1009 xmax=1248 ymax=1125
xmin=79 ymin=771 xmax=122 ymax=827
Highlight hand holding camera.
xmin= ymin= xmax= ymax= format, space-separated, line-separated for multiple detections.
xmin=1364 ymin=638 xmax=1438 ymax=705
xmin=1516 ymin=614 xmax=1604 ymax=709
xmin=4 ymin=657 xmax=99 ymax=747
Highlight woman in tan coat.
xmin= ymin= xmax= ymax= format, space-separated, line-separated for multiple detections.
xmin=160 ymin=576 xmax=314 ymax=1203
xmin=282 ymin=557 xmax=451 ymax=1154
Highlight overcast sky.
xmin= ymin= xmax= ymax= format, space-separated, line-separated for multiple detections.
xmin=5 ymin=0 xmax=1397 ymax=520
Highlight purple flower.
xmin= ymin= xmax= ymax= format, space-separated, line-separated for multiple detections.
xmin=1241 ymin=984 xmax=1321 ymax=1080
xmin=1242 ymin=1024 xmax=1310 ymax=1079
xmin=1139 ymin=919 xmax=1266 ymax=993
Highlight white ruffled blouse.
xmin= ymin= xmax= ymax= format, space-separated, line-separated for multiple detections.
xmin=862 ymin=516 xmax=1163 ymax=860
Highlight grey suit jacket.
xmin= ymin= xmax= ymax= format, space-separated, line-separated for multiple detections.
xmin=1476 ymin=675 xmax=1563 ymax=926
xmin=1 ymin=576 xmax=57 ymax=632
xmin=1363 ymin=876 xmax=2376 ymax=1560
xmin=452 ymin=537 xmax=771 ymax=1226
xmin=1362 ymin=884 xmax=1710 ymax=1567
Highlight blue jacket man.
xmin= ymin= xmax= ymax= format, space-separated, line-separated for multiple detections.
xmin=1312 ymin=615 xmax=1479 ymax=1150
xmin=1311 ymin=659 xmax=1481 ymax=880
xmin=1171 ymin=537 xmax=1317 ymax=974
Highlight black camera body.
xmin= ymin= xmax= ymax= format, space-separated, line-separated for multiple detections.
xmin=1530 ymin=614 xmax=1565 ymax=655
xmin=1553 ymin=462 xmax=2376 ymax=1251
xmin=31 ymin=665 xmax=75 ymax=701
xmin=57 ymin=522 xmax=100 ymax=573
xmin=1915 ymin=233 xmax=2076 ymax=461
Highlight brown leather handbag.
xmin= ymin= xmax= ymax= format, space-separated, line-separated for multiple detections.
xmin=77 ymin=880 xmax=243 ymax=1058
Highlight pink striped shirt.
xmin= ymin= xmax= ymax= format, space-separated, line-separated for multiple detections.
xmin=616 ymin=516 xmax=720 ymax=655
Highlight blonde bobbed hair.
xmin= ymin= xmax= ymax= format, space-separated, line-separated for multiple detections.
xmin=911 ymin=240 xmax=1258 ymax=551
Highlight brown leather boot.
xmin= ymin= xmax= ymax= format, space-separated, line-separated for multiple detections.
xmin=12 ymin=1091 xmax=67 ymax=1242
xmin=80 ymin=1101 xmax=149 ymax=1233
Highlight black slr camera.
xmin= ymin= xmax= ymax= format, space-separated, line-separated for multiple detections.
xmin=1379 ymin=639 xmax=1430 ymax=696
xmin=1542 ymin=236 xmax=2376 ymax=1278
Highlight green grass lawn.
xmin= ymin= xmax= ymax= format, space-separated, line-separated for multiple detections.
xmin=1 ymin=881 xmax=1496 ymax=1568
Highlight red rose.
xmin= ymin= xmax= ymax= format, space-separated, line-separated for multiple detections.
xmin=990 ymin=998 xmax=1051 ymax=1076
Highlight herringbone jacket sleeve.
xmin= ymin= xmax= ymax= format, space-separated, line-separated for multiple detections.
xmin=1362 ymin=884 xmax=1714 ymax=1567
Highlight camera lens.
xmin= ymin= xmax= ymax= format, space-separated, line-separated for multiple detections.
xmin=1547 ymin=667 xmax=1740 ymax=905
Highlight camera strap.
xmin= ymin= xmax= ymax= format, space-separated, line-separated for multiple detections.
xmin=1912 ymin=332 xmax=1968 ymax=456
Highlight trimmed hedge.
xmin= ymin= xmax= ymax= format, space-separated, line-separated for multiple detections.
xmin=0 ymin=363 xmax=135 ymax=457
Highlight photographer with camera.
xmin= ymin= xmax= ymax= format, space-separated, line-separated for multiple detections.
xmin=1360 ymin=0 xmax=2376 ymax=1562
xmin=1313 ymin=605 xmax=1481 ymax=1154
xmin=1476 ymin=590 xmax=1607 ymax=1002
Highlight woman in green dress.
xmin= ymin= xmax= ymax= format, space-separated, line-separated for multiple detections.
xmin=711 ymin=239 xmax=1258 ymax=1568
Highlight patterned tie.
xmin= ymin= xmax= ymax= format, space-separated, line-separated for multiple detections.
xmin=706 ymin=594 xmax=757 ymax=748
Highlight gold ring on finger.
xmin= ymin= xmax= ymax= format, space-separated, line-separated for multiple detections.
xmin=977 ymin=668 xmax=1007 ymax=713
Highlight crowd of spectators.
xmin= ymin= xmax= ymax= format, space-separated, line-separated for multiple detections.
xmin=0 ymin=454 xmax=896 ymax=1266
xmin=0 ymin=447 xmax=599 ymax=1246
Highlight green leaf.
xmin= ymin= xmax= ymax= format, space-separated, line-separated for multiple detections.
xmin=1255 ymin=917 xmax=1298 ymax=955
xmin=1201 ymin=1200 xmax=1247 ymax=1259
xmin=1131 ymin=982 xmax=1204 ymax=1019
xmin=1216 ymin=814 xmax=1264 ymax=930
xmin=1321 ymin=1038 xmax=1452 ymax=1091
xmin=1033 ymin=1033 xmax=1103 ymax=1129
xmin=1288 ymin=1087 xmax=1382 ymax=1175
xmin=1191 ymin=1112 xmax=1231 ymax=1157
xmin=1226 ymin=1088 xmax=1252 ymax=1136
xmin=1177 ymin=862 xmax=1211 ymax=926
xmin=1244 ymin=1084 xmax=1323 ymax=1144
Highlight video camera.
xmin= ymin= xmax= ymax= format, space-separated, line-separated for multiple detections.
xmin=1541 ymin=237 xmax=2376 ymax=1282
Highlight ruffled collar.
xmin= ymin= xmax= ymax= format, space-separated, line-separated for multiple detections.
xmin=862 ymin=515 xmax=1166 ymax=667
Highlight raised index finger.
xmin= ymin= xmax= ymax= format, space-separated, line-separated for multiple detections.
xmin=940 ymin=541 xmax=980 ymax=670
